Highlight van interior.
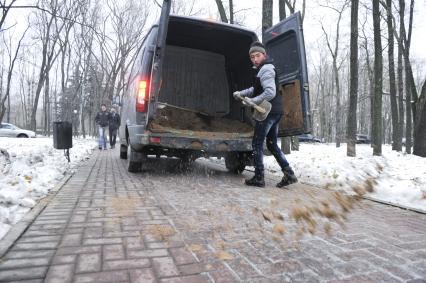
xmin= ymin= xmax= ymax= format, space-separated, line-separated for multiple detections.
xmin=149 ymin=16 xmax=257 ymax=138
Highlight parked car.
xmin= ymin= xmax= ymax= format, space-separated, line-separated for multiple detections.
xmin=119 ymin=1 xmax=310 ymax=173
xmin=297 ymin=134 xmax=321 ymax=143
xmin=356 ymin=134 xmax=370 ymax=144
xmin=0 ymin=123 xmax=36 ymax=138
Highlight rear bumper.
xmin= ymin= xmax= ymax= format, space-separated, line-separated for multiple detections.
xmin=135 ymin=132 xmax=253 ymax=152
xmin=127 ymin=124 xmax=253 ymax=154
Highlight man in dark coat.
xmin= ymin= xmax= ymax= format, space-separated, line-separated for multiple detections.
xmin=95 ymin=104 xmax=109 ymax=150
xmin=108 ymin=107 xmax=120 ymax=149
xmin=233 ymin=41 xmax=297 ymax=188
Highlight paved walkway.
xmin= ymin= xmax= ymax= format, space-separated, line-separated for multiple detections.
xmin=0 ymin=149 xmax=425 ymax=282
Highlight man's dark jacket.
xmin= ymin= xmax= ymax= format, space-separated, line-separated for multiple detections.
xmin=95 ymin=110 xmax=109 ymax=127
xmin=109 ymin=112 xmax=120 ymax=130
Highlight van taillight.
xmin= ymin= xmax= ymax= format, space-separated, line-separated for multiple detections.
xmin=136 ymin=80 xmax=149 ymax=112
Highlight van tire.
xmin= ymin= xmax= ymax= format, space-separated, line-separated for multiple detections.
xmin=120 ymin=144 xmax=128 ymax=159
xmin=128 ymin=147 xmax=144 ymax=173
xmin=225 ymin=152 xmax=246 ymax=174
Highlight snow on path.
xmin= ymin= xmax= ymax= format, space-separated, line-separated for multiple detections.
xmin=0 ymin=137 xmax=96 ymax=239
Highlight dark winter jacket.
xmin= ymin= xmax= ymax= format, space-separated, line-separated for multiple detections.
xmin=109 ymin=112 xmax=120 ymax=130
xmin=95 ymin=110 xmax=109 ymax=127
xmin=239 ymin=59 xmax=283 ymax=114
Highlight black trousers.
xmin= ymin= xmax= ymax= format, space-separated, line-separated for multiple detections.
xmin=252 ymin=113 xmax=292 ymax=176
xmin=109 ymin=128 xmax=118 ymax=146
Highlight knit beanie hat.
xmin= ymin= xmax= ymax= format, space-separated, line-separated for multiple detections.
xmin=249 ymin=41 xmax=266 ymax=55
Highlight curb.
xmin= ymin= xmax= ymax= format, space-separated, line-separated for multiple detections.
xmin=234 ymin=166 xmax=426 ymax=215
xmin=0 ymin=173 xmax=73 ymax=258
xmin=361 ymin=196 xmax=426 ymax=215
xmin=299 ymin=180 xmax=426 ymax=215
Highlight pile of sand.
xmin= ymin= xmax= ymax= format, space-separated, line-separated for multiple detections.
xmin=149 ymin=106 xmax=253 ymax=134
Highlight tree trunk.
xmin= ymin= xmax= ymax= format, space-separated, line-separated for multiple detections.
xmin=372 ymin=0 xmax=383 ymax=156
xmin=214 ymin=0 xmax=228 ymax=23
xmin=347 ymin=0 xmax=358 ymax=157
xmin=385 ymin=0 xmax=399 ymax=151
xmin=397 ymin=0 xmax=416 ymax=154
xmin=404 ymin=55 xmax=412 ymax=153
xmin=333 ymin=60 xmax=341 ymax=148
xmin=229 ymin=0 xmax=234 ymax=24
xmin=413 ymin=81 xmax=426 ymax=157
xmin=43 ymin=74 xmax=49 ymax=135
xmin=262 ymin=0 xmax=273 ymax=42
xmin=396 ymin=32 xmax=404 ymax=151
xmin=279 ymin=0 xmax=286 ymax=20
xmin=6 ymin=93 xmax=10 ymax=122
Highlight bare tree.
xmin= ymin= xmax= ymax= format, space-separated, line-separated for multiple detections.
xmin=0 ymin=0 xmax=17 ymax=32
xmin=30 ymin=0 xmax=71 ymax=131
xmin=0 ymin=26 xmax=28 ymax=123
xmin=372 ymin=0 xmax=383 ymax=156
xmin=346 ymin=0 xmax=358 ymax=157
xmin=383 ymin=0 xmax=400 ymax=151
xmin=396 ymin=8 xmax=404 ymax=152
xmin=320 ymin=1 xmax=349 ymax=148
xmin=359 ymin=12 xmax=375 ymax=146
xmin=170 ymin=0 xmax=202 ymax=16
xmin=284 ymin=0 xmax=305 ymax=22
xmin=403 ymin=0 xmax=415 ymax=154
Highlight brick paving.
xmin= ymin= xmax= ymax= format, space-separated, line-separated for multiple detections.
xmin=0 ymin=149 xmax=425 ymax=282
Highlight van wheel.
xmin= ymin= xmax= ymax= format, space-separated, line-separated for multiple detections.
xmin=128 ymin=147 xmax=144 ymax=173
xmin=225 ymin=152 xmax=246 ymax=174
xmin=120 ymin=144 xmax=128 ymax=159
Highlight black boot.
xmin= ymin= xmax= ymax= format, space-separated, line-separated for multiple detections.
xmin=276 ymin=166 xmax=298 ymax=188
xmin=245 ymin=171 xmax=265 ymax=188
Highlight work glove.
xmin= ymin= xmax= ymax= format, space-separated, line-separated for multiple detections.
xmin=233 ymin=91 xmax=241 ymax=100
xmin=242 ymin=97 xmax=253 ymax=106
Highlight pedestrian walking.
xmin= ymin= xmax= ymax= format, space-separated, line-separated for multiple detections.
xmin=108 ymin=107 xmax=120 ymax=149
xmin=233 ymin=41 xmax=298 ymax=188
xmin=95 ymin=104 xmax=109 ymax=150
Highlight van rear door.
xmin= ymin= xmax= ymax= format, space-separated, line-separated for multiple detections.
xmin=149 ymin=0 xmax=171 ymax=108
xmin=263 ymin=12 xmax=311 ymax=137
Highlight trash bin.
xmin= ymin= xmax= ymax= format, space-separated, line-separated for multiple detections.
xmin=53 ymin=121 xmax=73 ymax=149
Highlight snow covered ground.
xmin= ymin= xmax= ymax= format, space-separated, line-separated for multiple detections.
xmin=0 ymin=137 xmax=96 ymax=240
xmin=261 ymin=143 xmax=426 ymax=212
xmin=1 ymin=138 xmax=425 ymax=241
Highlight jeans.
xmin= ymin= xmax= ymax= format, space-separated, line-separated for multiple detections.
xmin=98 ymin=126 xmax=108 ymax=149
xmin=252 ymin=113 xmax=292 ymax=175
xmin=109 ymin=128 xmax=117 ymax=147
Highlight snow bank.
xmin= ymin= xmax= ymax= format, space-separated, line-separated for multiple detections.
xmin=0 ymin=137 xmax=96 ymax=239
xmin=262 ymin=143 xmax=426 ymax=212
